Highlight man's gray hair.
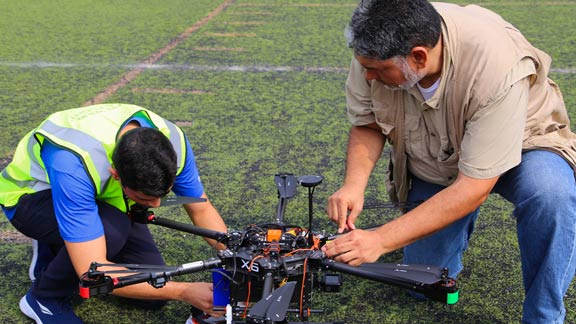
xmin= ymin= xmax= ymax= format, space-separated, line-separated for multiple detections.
xmin=346 ymin=0 xmax=442 ymax=60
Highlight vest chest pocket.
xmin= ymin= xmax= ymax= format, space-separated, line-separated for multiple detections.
xmin=372 ymin=102 xmax=397 ymax=138
xmin=404 ymin=114 xmax=425 ymax=158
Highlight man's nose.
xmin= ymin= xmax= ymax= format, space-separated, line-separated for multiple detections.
xmin=147 ymin=198 xmax=162 ymax=208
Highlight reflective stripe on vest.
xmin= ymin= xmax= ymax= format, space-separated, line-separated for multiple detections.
xmin=0 ymin=133 xmax=51 ymax=192
xmin=38 ymin=119 xmax=110 ymax=192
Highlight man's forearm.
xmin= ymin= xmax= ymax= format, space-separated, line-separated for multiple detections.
xmin=183 ymin=198 xmax=228 ymax=250
xmin=373 ymin=173 xmax=498 ymax=254
xmin=343 ymin=125 xmax=386 ymax=190
xmin=113 ymin=280 xmax=187 ymax=301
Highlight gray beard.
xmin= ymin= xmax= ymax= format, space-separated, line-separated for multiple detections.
xmin=382 ymin=57 xmax=426 ymax=91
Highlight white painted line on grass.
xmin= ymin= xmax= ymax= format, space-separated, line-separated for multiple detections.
xmin=0 ymin=61 xmax=352 ymax=73
xmin=1 ymin=61 xmax=573 ymax=74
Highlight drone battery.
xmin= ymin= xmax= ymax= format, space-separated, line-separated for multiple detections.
xmin=212 ymin=268 xmax=231 ymax=306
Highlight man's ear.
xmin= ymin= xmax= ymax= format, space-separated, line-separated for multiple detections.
xmin=109 ymin=167 xmax=120 ymax=180
xmin=409 ymin=46 xmax=429 ymax=70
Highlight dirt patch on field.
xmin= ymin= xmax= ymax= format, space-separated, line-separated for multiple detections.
xmin=0 ymin=230 xmax=32 ymax=244
xmin=225 ymin=21 xmax=266 ymax=26
xmin=204 ymin=32 xmax=257 ymax=37
xmin=131 ymin=88 xmax=212 ymax=95
xmin=174 ymin=121 xmax=193 ymax=127
xmin=191 ymin=47 xmax=245 ymax=52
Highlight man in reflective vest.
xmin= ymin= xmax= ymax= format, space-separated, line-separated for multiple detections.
xmin=0 ymin=104 xmax=227 ymax=323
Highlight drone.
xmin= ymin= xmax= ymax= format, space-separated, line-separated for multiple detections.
xmin=79 ymin=173 xmax=458 ymax=324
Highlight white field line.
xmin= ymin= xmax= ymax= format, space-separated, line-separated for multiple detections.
xmin=1 ymin=61 xmax=574 ymax=74
xmin=0 ymin=61 xmax=353 ymax=73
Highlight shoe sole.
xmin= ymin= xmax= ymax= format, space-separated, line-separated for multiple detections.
xmin=19 ymin=295 xmax=43 ymax=324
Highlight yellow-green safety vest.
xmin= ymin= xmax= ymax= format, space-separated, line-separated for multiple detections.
xmin=0 ymin=104 xmax=187 ymax=212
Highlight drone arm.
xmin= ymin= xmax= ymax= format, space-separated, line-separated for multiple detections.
xmin=79 ymin=258 xmax=223 ymax=299
xmin=128 ymin=203 xmax=229 ymax=247
xmin=320 ymin=259 xmax=458 ymax=304
xmin=148 ymin=215 xmax=230 ymax=245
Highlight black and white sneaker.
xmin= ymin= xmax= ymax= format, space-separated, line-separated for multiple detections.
xmin=19 ymin=289 xmax=84 ymax=324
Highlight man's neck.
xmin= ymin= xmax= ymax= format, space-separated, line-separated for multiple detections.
xmin=117 ymin=121 xmax=141 ymax=139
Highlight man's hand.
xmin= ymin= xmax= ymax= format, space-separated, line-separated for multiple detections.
xmin=327 ymin=124 xmax=385 ymax=233
xmin=181 ymin=282 xmax=223 ymax=317
xmin=323 ymin=172 xmax=500 ymax=267
xmin=322 ymin=229 xmax=384 ymax=266
xmin=327 ymin=185 xmax=365 ymax=233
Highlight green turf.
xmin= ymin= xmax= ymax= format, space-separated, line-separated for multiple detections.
xmin=1 ymin=0 xmax=575 ymax=323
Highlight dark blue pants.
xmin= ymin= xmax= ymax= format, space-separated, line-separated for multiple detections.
xmin=10 ymin=190 xmax=165 ymax=303
xmin=402 ymin=150 xmax=576 ymax=323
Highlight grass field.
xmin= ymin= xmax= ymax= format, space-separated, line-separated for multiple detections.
xmin=1 ymin=0 xmax=575 ymax=323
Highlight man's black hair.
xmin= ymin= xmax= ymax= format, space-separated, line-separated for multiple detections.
xmin=112 ymin=127 xmax=177 ymax=197
xmin=346 ymin=0 xmax=442 ymax=60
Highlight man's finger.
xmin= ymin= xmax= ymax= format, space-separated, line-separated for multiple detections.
xmin=346 ymin=212 xmax=357 ymax=231
xmin=337 ymin=204 xmax=350 ymax=233
xmin=327 ymin=201 xmax=339 ymax=224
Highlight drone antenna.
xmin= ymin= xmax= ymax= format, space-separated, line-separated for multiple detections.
xmin=274 ymin=173 xmax=298 ymax=224
xmin=299 ymin=175 xmax=323 ymax=246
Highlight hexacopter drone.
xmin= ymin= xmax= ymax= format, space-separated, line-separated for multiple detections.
xmin=79 ymin=173 xmax=458 ymax=324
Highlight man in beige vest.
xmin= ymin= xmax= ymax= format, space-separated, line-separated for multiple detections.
xmin=321 ymin=1 xmax=576 ymax=323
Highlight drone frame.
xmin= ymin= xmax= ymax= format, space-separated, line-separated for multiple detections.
xmin=79 ymin=173 xmax=458 ymax=324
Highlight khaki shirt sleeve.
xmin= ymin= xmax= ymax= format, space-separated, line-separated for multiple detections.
xmin=458 ymin=59 xmax=536 ymax=178
xmin=346 ymin=58 xmax=377 ymax=126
